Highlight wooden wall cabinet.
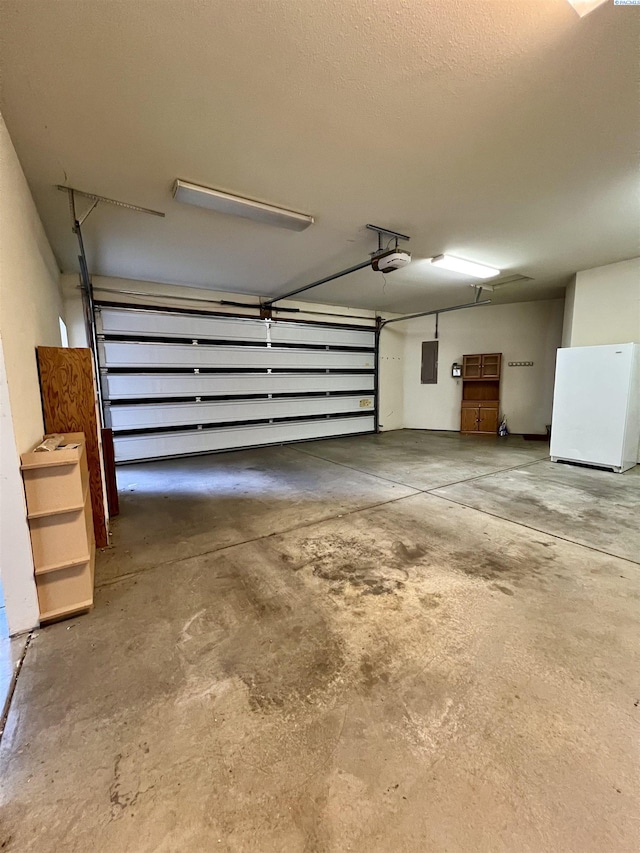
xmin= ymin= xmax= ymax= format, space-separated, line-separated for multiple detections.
xmin=21 ymin=433 xmax=95 ymax=624
xmin=460 ymin=353 xmax=501 ymax=435
xmin=462 ymin=353 xmax=501 ymax=380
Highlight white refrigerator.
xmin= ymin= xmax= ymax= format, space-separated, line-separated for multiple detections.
xmin=550 ymin=343 xmax=640 ymax=473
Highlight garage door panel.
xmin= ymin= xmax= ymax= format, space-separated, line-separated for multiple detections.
xmin=100 ymin=341 xmax=374 ymax=370
xmin=96 ymin=303 xmax=377 ymax=460
xmin=270 ymin=322 xmax=375 ymax=349
xmin=110 ymin=395 xmax=375 ymax=431
xmin=113 ymin=416 xmax=375 ymax=462
xmin=97 ymin=307 xmax=375 ymax=349
xmin=98 ymin=307 xmax=267 ymax=343
xmin=103 ymin=371 xmax=375 ymax=400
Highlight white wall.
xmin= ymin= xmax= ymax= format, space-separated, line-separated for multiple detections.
xmin=0 ymin=337 xmax=40 ymax=633
xmin=0 ymin=113 xmax=63 ymax=633
xmin=61 ymin=273 xmax=403 ymax=432
xmin=562 ymin=257 xmax=640 ymax=461
xmin=564 ymin=258 xmax=640 ymax=347
xmin=0 ymin=114 xmax=63 ymax=450
xmin=402 ymin=299 xmax=564 ymax=435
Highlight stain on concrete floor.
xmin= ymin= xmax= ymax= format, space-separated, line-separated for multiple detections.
xmin=1 ymin=430 xmax=639 ymax=853
xmin=296 ymin=534 xmax=422 ymax=595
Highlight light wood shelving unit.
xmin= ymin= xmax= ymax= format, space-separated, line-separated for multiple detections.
xmin=21 ymin=432 xmax=95 ymax=624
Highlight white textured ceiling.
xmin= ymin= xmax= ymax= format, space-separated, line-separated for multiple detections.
xmin=1 ymin=0 xmax=638 ymax=314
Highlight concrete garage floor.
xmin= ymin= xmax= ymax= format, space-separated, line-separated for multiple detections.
xmin=1 ymin=430 xmax=639 ymax=852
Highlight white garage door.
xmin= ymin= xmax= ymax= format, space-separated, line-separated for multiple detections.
xmin=96 ymin=304 xmax=377 ymax=463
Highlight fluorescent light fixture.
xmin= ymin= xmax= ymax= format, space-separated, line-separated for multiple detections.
xmin=430 ymin=254 xmax=500 ymax=279
xmin=173 ymin=179 xmax=314 ymax=231
xmin=566 ymin=0 xmax=608 ymax=17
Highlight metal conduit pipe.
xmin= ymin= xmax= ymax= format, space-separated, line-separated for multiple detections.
xmin=379 ymin=299 xmax=491 ymax=327
xmin=263 ymin=259 xmax=373 ymax=308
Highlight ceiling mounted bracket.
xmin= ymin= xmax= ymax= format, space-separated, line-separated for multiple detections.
xmin=57 ymin=185 xmax=165 ymax=228
xmin=57 ymin=185 xmax=162 ymax=420
xmin=366 ymin=223 xmax=411 ymax=254
xmin=77 ymin=198 xmax=99 ymax=227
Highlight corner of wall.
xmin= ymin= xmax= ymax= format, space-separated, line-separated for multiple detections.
xmin=561 ymin=277 xmax=576 ymax=347
xmin=378 ymin=323 xmax=405 ymax=431
xmin=61 ymin=274 xmax=90 ymax=348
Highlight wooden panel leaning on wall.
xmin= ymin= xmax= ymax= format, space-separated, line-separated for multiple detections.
xmin=36 ymin=347 xmax=109 ymax=547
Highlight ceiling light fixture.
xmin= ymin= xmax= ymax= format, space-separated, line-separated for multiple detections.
xmin=430 ymin=255 xmax=500 ymax=280
xmin=566 ymin=0 xmax=609 ymax=17
xmin=173 ymin=179 xmax=314 ymax=231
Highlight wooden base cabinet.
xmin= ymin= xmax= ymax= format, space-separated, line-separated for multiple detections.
xmin=21 ymin=433 xmax=95 ymax=624
xmin=461 ymin=401 xmax=499 ymax=434
xmin=460 ymin=353 xmax=502 ymax=435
